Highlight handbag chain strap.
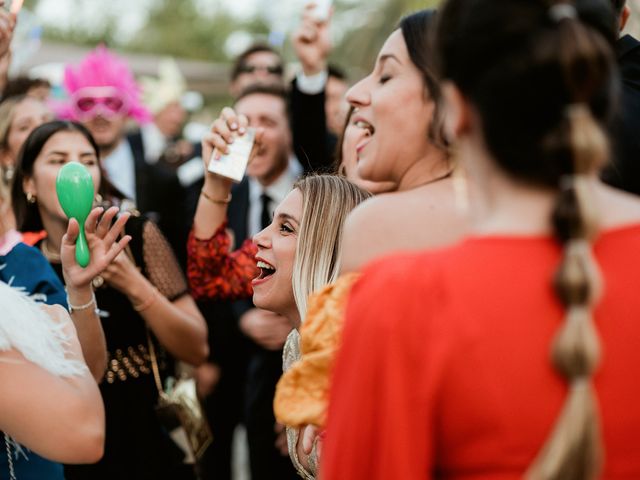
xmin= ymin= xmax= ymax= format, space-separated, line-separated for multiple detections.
xmin=146 ymin=329 xmax=167 ymax=400
xmin=4 ymin=433 xmax=16 ymax=480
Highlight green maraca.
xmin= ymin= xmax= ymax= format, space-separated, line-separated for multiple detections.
xmin=56 ymin=162 xmax=95 ymax=268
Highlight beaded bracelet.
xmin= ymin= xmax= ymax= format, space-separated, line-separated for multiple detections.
xmin=66 ymin=290 xmax=97 ymax=314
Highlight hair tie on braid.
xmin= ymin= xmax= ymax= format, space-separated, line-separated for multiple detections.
xmin=551 ymin=303 xmax=602 ymax=378
xmin=566 ymin=104 xmax=608 ymax=175
xmin=553 ymin=239 xmax=600 ymax=305
xmin=549 ymin=3 xmax=578 ymax=22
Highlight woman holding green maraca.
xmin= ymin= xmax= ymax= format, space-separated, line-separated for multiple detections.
xmin=0 ymin=125 xmax=133 ymax=478
xmin=12 ymin=120 xmax=208 ymax=479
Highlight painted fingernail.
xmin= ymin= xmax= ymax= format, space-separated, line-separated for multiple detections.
xmin=230 ymin=123 xmax=238 ymax=130
xmin=239 ymin=127 xmax=246 ymax=134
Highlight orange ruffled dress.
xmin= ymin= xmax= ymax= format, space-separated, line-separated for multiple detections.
xmin=274 ymin=272 xmax=360 ymax=429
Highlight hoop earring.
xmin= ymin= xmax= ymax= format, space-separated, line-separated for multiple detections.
xmin=26 ymin=192 xmax=36 ymax=204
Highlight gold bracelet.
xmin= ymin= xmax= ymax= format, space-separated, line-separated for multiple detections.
xmin=133 ymin=288 xmax=159 ymax=312
xmin=201 ymin=190 xmax=232 ymax=205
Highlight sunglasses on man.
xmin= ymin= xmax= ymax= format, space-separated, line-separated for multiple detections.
xmin=71 ymin=86 xmax=129 ymax=120
xmin=237 ymin=64 xmax=284 ymax=76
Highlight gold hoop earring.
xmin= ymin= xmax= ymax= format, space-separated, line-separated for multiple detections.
xmin=26 ymin=192 xmax=36 ymax=204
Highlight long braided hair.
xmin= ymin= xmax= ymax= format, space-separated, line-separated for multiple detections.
xmin=435 ymin=0 xmax=619 ymax=478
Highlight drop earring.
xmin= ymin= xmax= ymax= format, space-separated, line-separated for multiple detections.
xmin=452 ymin=165 xmax=470 ymax=214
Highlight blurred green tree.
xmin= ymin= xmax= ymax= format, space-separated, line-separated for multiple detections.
xmin=128 ymin=0 xmax=269 ymax=61
xmin=293 ymin=0 xmax=440 ymax=79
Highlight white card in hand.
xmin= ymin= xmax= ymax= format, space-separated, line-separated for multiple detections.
xmin=207 ymin=128 xmax=256 ymax=183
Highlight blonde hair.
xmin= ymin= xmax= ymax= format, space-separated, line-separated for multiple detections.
xmin=292 ymin=175 xmax=371 ymax=322
xmin=0 ymin=95 xmax=28 ymax=148
xmin=0 ymin=95 xmax=19 ymax=217
xmin=0 ymin=95 xmax=30 ymax=191
xmin=0 ymin=170 xmax=10 ymax=223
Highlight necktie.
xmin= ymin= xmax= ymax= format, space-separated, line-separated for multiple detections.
xmin=260 ymin=193 xmax=272 ymax=230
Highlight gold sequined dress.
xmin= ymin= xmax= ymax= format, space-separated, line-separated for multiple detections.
xmin=276 ymin=273 xmax=361 ymax=479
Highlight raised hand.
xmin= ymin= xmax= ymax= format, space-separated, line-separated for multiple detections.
xmin=0 ymin=2 xmax=16 ymax=59
xmin=239 ymin=309 xmax=292 ymax=351
xmin=293 ymin=3 xmax=332 ymax=76
xmin=61 ymin=206 xmax=131 ymax=291
xmin=203 ymin=107 xmax=251 ymax=162
xmin=201 ymin=106 xmax=264 ymax=190
xmin=99 ymin=250 xmax=145 ymax=298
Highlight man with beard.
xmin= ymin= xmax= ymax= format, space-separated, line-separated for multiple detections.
xmin=59 ymin=47 xmax=187 ymax=264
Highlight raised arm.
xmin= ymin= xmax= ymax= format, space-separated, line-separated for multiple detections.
xmin=61 ymin=206 xmax=131 ymax=381
xmin=290 ymin=3 xmax=334 ymax=173
xmin=193 ymin=107 xmax=249 ymax=240
xmin=187 ymin=108 xmax=261 ymax=301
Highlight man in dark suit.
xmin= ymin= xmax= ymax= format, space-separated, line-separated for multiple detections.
xmin=290 ymin=4 xmax=349 ymax=173
xmin=602 ymin=0 xmax=640 ymax=195
xmin=61 ymin=48 xmax=188 ymax=264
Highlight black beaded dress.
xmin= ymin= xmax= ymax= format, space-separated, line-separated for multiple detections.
xmin=43 ymin=215 xmax=197 ymax=480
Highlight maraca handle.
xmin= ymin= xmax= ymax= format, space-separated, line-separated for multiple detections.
xmin=76 ymin=227 xmax=90 ymax=268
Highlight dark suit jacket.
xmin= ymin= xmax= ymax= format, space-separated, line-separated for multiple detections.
xmin=602 ymin=34 xmax=640 ymax=195
xmin=127 ymin=131 xmax=189 ymax=267
xmin=290 ymin=77 xmax=337 ymax=175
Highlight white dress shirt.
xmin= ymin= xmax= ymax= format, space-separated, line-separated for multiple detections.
xmin=247 ymin=162 xmax=299 ymax=238
xmin=102 ymin=139 xmax=137 ymax=203
xmin=140 ymin=122 xmax=168 ymax=165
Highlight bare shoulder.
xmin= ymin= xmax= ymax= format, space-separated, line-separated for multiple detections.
xmin=345 ymin=193 xmax=401 ymax=231
xmin=340 ymin=181 xmax=468 ymax=273
xmin=598 ymin=184 xmax=640 ymax=229
xmin=340 ymin=195 xmax=394 ymax=274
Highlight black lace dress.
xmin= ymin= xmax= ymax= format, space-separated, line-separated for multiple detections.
xmin=44 ymin=215 xmax=197 ymax=480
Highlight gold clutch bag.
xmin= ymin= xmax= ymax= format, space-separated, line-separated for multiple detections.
xmin=148 ymin=333 xmax=213 ymax=463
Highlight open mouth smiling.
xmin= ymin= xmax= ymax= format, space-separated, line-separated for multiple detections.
xmin=255 ymin=259 xmax=276 ymax=281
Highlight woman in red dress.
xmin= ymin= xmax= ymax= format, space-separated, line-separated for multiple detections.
xmin=323 ymin=1 xmax=640 ymax=479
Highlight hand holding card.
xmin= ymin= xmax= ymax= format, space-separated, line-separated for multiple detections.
xmin=207 ymin=128 xmax=256 ymax=183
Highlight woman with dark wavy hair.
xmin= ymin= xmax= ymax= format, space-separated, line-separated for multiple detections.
xmin=12 ymin=120 xmax=208 ymax=480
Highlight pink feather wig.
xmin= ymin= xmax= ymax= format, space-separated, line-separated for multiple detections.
xmin=56 ymin=46 xmax=152 ymax=124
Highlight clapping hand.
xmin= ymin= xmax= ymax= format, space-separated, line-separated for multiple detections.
xmin=61 ymin=206 xmax=131 ymax=291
